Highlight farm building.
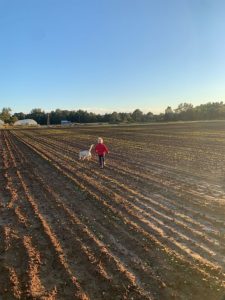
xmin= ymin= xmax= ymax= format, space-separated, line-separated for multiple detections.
xmin=0 ymin=119 xmax=4 ymax=127
xmin=14 ymin=119 xmax=38 ymax=126
xmin=61 ymin=120 xmax=71 ymax=125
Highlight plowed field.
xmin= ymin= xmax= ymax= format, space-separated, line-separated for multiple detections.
xmin=0 ymin=122 xmax=225 ymax=300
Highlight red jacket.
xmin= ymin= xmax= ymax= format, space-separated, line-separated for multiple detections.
xmin=95 ymin=143 xmax=109 ymax=155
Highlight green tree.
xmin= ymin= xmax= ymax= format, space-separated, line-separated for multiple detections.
xmin=119 ymin=112 xmax=133 ymax=123
xmin=109 ymin=112 xmax=121 ymax=123
xmin=174 ymin=103 xmax=194 ymax=121
xmin=0 ymin=107 xmax=12 ymax=123
xmin=132 ymin=109 xmax=143 ymax=122
xmin=175 ymin=103 xmax=193 ymax=113
xmin=164 ymin=106 xmax=174 ymax=121
xmin=13 ymin=112 xmax=26 ymax=120
xmin=27 ymin=108 xmax=46 ymax=124
xmin=144 ymin=112 xmax=154 ymax=122
xmin=9 ymin=115 xmax=18 ymax=124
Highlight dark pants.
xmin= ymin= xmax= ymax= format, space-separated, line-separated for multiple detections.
xmin=98 ymin=155 xmax=105 ymax=167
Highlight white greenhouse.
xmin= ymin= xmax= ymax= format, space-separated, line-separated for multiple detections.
xmin=14 ymin=119 xmax=38 ymax=126
xmin=0 ymin=120 xmax=4 ymax=127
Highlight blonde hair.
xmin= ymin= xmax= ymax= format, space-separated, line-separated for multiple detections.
xmin=98 ymin=137 xmax=103 ymax=143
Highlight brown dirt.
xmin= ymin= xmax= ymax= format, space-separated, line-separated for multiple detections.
xmin=0 ymin=122 xmax=225 ymax=300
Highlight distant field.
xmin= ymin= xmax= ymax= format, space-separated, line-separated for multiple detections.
xmin=0 ymin=122 xmax=225 ymax=300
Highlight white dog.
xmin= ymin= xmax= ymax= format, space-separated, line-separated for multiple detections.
xmin=79 ymin=144 xmax=94 ymax=160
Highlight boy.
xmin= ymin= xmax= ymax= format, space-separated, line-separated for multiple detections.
xmin=95 ymin=137 xmax=109 ymax=168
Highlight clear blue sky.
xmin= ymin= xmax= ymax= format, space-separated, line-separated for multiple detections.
xmin=0 ymin=0 xmax=225 ymax=114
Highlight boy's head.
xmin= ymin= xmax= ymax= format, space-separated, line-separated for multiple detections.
xmin=98 ymin=137 xmax=103 ymax=144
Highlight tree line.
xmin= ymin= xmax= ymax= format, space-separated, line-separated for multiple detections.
xmin=1 ymin=102 xmax=225 ymax=125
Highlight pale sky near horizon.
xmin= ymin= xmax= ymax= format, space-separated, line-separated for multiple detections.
xmin=0 ymin=0 xmax=225 ymax=114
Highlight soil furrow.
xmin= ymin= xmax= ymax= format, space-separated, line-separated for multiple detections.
xmin=15 ymin=132 xmax=225 ymax=273
xmin=3 ymin=125 xmax=224 ymax=300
